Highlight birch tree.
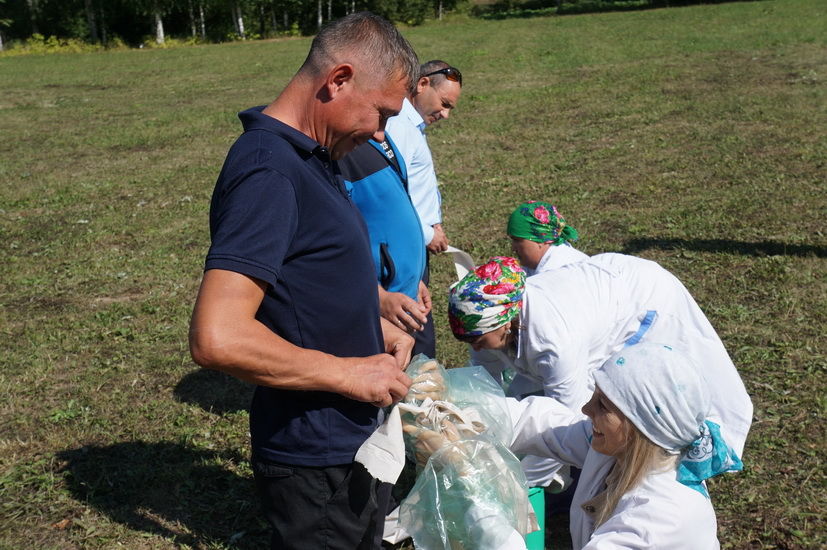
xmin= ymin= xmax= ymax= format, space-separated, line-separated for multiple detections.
xmin=25 ymin=0 xmax=38 ymax=34
xmin=231 ymin=1 xmax=246 ymax=39
xmin=0 ymin=0 xmax=9 ymax=51
xmin=135 ymin=0 xmax=172 ymax=44
xmin=84 ymin=0 xmax=99 ymax=42
xmin=198 ymin=0 xmax=206 ymax=39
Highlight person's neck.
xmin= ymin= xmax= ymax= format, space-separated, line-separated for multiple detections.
xmin=406 ymin=95 xmax=427 ymax=123
xmin=262 ymin=79 xmax=320 ymax=143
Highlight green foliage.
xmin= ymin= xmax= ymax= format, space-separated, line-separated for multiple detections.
xmin=0 ymin=32 xmax=105 ymax=55
xmin=365 ymin=0 xmax=435 ymax=26
xmin=139 ymin=34 xmax=202 ymax=48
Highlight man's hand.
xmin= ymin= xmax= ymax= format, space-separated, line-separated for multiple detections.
xmin=378 ymin=285 xmax=428 ymax=332
xmin=426 ymin=223 xmax=449 ymax=254
xmin=341 ymin=354 xmax=412 ymax=407
xmin=380 ymin=316 xmax=414 ymax=369
xmin=417 ymin=281 xmax=432 ymax=315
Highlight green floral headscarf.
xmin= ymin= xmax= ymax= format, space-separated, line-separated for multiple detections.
xmin=507 ymin=201 xmax=578 ymax=245
xmin=448 ymin=256 xmax=526 ymax=337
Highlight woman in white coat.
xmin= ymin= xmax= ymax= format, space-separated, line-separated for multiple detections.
xmin=505 ymin=343 xmax=743 ymax=549
xmin=448 ymin=255 xmax=753 ymax=460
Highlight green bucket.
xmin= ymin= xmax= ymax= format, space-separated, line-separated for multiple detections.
xmin=525 ymin=487 xmax=546 ymax=550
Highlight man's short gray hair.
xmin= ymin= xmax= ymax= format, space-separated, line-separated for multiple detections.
xmin=419 ymin=59 xmax=455 ymax=88
xmin=300 ymin=12 xmax=419 ymax=94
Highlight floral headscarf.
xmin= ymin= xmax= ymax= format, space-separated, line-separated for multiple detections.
xmin=448 ymin=256 xmax=526 ymax=337
xmin=507 ymin=200 xmax=579 ymax=245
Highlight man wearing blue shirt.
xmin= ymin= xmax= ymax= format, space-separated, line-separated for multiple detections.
xmin=189 ymin=13 xmax=418 ymax=550
xmin=385 ymin=60 xmax=463 ymax=356
xmin=339 ymin=137 xmax=432 ymax=345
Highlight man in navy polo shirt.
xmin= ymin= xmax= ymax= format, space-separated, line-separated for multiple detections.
xmin=188 ymin=12 xmax=419 ymax=550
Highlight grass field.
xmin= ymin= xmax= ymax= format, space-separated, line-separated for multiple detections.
xmin=1 ymin=0 xmax=825 ymax=548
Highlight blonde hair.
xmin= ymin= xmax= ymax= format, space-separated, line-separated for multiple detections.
xmin=593 ymin=421 xmax=678 ymax=528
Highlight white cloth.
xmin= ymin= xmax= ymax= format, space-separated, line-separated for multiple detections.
xmin=382 ymin=506 xmax=411 ymax=544
xmin=445 ymin=245 xmax=475 ymax=280
xmin=353 ymin=406 xmax=406 ymax=483
xmin=385 ymin=98 xmax=441 ymax=245
xmin=507 ymin=396 xmax=720 ymax=550
xmin=465 ymin=501 xmax=530 ymax=550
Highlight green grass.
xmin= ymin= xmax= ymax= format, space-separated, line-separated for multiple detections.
xmin=1 ymin=1 xmax=825 ymax=548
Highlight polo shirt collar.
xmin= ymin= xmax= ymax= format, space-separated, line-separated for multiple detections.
xmin=399 ymin=97 xmax=426 ymax=133
xmin=239 ymin=105 xmax=331 ymax=160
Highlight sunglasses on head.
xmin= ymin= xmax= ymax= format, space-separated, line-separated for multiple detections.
xmin=423 ymin=67 xmax=462 ymax=86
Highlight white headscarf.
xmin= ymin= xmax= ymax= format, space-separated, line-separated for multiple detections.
xmin=593 ymin=343 xmax=710 ymax=454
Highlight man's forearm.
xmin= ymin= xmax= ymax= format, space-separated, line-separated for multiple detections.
xmin=190 ymin=299 xmax=349 ymax=392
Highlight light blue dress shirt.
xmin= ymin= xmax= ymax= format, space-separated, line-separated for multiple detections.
xmin=385 ymin=97 xmax=442 ymax=245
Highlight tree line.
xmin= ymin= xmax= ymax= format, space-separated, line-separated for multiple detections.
xmin=0 ymin=0 xmax=722 ymax=52
xmin=0 ymin=0 xmax=461 ymax=51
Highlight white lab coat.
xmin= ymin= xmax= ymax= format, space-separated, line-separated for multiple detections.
xmin=473 ymin=253 xmax=751 ymax=458
xmin=506 ymin=396 xmax=721 ymax=550
xmin=526 ymin=242 xmax=590 ymax=276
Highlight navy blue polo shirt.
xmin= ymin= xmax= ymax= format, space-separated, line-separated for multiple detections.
xmin=205 ymin=106 xmax=384 ymax=466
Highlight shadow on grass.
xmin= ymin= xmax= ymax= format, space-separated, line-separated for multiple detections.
xmin=57 ymin=442 xmax=268 ymax=548
xmin=622 ymin=238 xmax=827 ymax=257
xmin=474 ymin=0 xmax=760 ymax=21
xmin=174 ymin=368 xmax=255 ymax=415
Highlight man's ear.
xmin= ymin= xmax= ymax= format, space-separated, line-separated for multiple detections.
xmin=325 ymin=63 xmax=355 ymax=99
xmin=415 ymin=76 xmax=430 ymax=95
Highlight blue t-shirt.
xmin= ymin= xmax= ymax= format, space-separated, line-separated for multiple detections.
xmin=205 ymin=106 xmax=384 ymax=466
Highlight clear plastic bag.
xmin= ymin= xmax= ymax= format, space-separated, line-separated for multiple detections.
xmin=401 ymin=355 xmax=513 ymax=452
xmin=444 ymin=364 xmax=514 ymax=447
xmin=398 ymin=355 xmax=537 ymax=550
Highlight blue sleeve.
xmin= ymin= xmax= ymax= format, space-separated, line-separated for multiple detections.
xmin=206 ymin=167 xmax=298 ymax=288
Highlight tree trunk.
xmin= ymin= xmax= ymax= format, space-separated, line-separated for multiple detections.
xmin=84 ymin=0 xmax=99 ymax=42
xmin=198 ymin=1 xmax=206 ymax=40
xmin=327 ymin=0 xmax=331 ymax=22
xmin=283 ymin=10 xmax=288 ymax=29
xmin=259 ymin=3 xmax=265 ymax=36
xmin=438 ymin=0 xmax=443 ymax=20
xmin=317 ymin=0 xmax=323 ymax=30
xmin=0 ymin=32 xmax=4 ymax=52
xmin=234 ymin=3 xmax=246 ymax=39
xmin=26 ymin=0 xmax=39 ymax=35
xmin=154 ymin=10 xmax=165 ymax=44
xmin=187 ymin=0 xmax=197 ymax=38
xmin=99 ymin=3 xmax=107 ymax=43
